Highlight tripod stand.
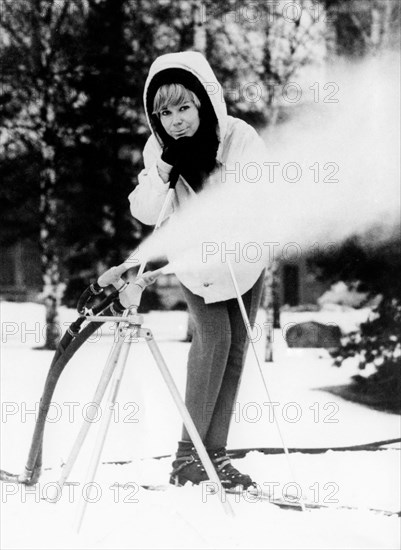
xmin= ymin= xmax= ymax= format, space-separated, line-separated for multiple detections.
xmin=54 ymin=270 xmax=234 ymax=530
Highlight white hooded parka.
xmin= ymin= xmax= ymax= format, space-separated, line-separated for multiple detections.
xmin=129 ymin=51 xmax=268 ymax=303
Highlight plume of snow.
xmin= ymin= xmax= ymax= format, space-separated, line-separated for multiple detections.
xmin=128 ymin=53 xmax=400 ymax=276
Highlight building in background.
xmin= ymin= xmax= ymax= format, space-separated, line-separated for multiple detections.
xmin=0 ymin=241 xmax=42 ymax=302
xmin=0 ymin=241 xmax=330 ymax=311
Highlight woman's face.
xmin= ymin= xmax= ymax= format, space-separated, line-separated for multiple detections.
xmin=159 ymin=100 xmax=200 ymax=139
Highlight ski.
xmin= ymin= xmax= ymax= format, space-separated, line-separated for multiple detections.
xmin=134 ymin=483 xmax=400 ymax=516
xmin=100 ymin=437 xmax=401 ymax=465
xmin=7 ymin=476 xmax=398 ymax=517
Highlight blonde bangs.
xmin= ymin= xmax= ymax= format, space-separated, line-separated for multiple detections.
xmin=152 ymin=83 xmax=200 ymax=115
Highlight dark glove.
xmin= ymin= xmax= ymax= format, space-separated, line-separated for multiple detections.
xmin=161 ymin=137 xmax=194 ymax=167
xmin=161 ymin=137 xmax=195 ymax=189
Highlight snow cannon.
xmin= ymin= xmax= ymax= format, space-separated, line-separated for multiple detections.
xmin=0 ymin=264 xmax=168 ymax=487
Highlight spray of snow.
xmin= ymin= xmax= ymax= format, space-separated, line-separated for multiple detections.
xmin=126 ymin=53 xmax=399 ymax=276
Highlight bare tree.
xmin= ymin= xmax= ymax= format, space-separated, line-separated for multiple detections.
xmin=0 ymin=0 xmax=86 ymax=349
xmin=323 ymin=0 xmax=400 ymax=56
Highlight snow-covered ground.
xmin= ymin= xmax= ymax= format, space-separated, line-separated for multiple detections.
xmin=1 ymin=301 xmax=400 ymax=549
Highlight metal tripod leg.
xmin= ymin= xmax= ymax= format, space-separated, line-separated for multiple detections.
xmin=56 ymin=312 xmax=132 ymax=492
xmin=143 ymin=328 xmax=233 ymax=517
xmin=76 ymin=323 xmax=135 ymax=532
xmin=74 ymin=321 xmax=233 ymax=531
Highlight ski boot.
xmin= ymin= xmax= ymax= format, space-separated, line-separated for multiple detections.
xmin=169 ymin=441 xmax=208 ymax=486
xmin=209 ymin=447 xmax=254 ymax=490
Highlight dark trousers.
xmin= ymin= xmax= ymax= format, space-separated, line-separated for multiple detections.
xmin=180 ymin=271 xmax=264 ymax=449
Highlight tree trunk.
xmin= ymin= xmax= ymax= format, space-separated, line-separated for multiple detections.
xmin=272 ymin=262 xmax=281 ymax=330
xmin=193 ymin=0 xmax=206 ymax=53
xmin=378 ymin=0 xmax=393 ymax=50
xmin=370 ymin=6 xmax=381 ymax=53
xmin=39 ymin=141 xmax=62 ymax=350
xmin=262 ymin=264 xmax=274 ymax=362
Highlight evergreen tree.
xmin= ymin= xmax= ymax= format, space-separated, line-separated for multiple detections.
xmin=310 ymin=232 xmax=401 ymax=410
xmin=59 ymin=0 xmax=144 ymax=304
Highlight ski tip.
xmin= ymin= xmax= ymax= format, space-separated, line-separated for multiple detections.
xmin=0 ymin=470 xmax=20 ymax=483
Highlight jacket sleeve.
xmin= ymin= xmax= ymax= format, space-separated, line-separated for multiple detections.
xmin=241 ymin=124 xmax=269 ymax=167
xmin=128 ymin=135 xmax=174 ymax=225
xmin=220 ymin=118 xmax=269 ymax=183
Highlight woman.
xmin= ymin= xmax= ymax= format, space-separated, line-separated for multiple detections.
xmin=129 ymin=51 xmax=267 ymax=489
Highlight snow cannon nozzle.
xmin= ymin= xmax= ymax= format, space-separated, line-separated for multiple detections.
xmin=118 ymin=266 xmax=166 ymax=310
xmin=140 ymin=266 xmax=166 ymax=286
xmin=78 ymin=264 xmax=169 ymax=313
xmin=76 ymin=282 xmax=104 ymax=315
xmin=97 ymin=263 xmax=129 ymax=289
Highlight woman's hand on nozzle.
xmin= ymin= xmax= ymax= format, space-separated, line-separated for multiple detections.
xmin=161 ymin=136 xmax=193 ymax=166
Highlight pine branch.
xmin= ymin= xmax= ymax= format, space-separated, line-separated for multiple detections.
xmin=4 ymin=119 xmax=42 ymax=133
xmin=2 ymin=127 xmax=39 ymax=151
xmin=46 ymin=0 xmax=71 ymax=67
xmin=1 ymin=0 xmax=34 ymax=46
xmin=42 ymin=0 xmax=52 ymax=26
xmin=350 ymin=12 xmax=372 ymax=48
xmin=0 ymin=16 xmax=29 ymax=49
xmin=52 ymin=0 xmax=71 ymax=36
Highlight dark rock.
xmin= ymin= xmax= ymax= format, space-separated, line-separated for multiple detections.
xmin=285 ymin=321 xmax=341 ymax=348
